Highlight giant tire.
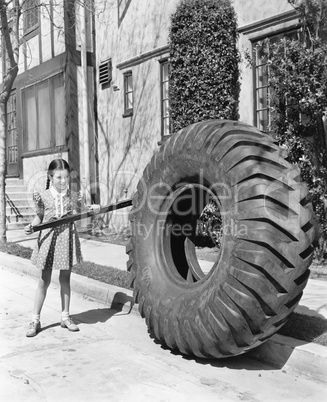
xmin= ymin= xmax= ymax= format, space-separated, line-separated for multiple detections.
xmin=126 ymin=120 xmax=316 ymax=358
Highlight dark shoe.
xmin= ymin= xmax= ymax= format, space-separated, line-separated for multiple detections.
xmin=26 ymin=321 xmax=41 ymax=337
xmin=60 ymin=317 xmax=79 ymax=332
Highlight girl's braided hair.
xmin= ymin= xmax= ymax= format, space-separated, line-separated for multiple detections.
xmin=46 ymin=158 xmax=71 ymax=189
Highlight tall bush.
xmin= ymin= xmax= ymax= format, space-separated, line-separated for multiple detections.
xmin=168 ymin=0 xmax=240 ymax=132
xmin=168 ymin=0 xmax=240 ymax=247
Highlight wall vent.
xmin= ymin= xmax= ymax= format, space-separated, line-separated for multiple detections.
xmin=99 ymin=59 xmax=112 ymax=88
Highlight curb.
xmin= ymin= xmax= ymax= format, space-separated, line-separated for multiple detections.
xmin=247 ymin=334 xmax=327 ymax=383
xmin=1 ymin=251 xmax=326 ymax=383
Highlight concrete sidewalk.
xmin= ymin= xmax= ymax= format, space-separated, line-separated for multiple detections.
xmin=6 ymin=228 xmax=128 ymax=270
xmin=2 ymin=268 xmax=326 ymax=402
xmin=3 ymin=228 xmax=327 ymax=383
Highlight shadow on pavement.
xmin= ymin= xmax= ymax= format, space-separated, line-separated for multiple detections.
xmin=40 ymin=322 xmax=61 ymax=332
xmin=71 ymin=308 xmax=117 ymax=324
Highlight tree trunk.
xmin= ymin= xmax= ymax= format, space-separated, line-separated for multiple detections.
xmin=0 ymin=101 xmax=8 ymax=245
xmin=0 ymin=1 xmax=20 ymax=246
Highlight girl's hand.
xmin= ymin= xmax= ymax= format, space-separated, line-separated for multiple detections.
xmin=88 ymin=204 xmax=101 ymax=214
xmin=24 ymin=223 xmax=34 ymax=235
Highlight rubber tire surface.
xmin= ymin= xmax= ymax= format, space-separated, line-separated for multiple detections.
xmin=126 ymin=120 xmax=316 ymax=358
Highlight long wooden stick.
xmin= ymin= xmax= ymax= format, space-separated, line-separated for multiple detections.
xmin=32 ymin=199 xmax=133 ymax=233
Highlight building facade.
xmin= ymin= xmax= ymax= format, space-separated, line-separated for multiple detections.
xmin=93 ymin=0 xmax=302 ymax=229
xmin=2 ymin=0 xmax=311 ymax=229
xmin=1 ymin=0 xmax=97 ymax=202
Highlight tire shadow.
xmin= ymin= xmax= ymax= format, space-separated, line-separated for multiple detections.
xmin=148 ymin=331 xmax=294 ymax=372
xmin=110 ymin=291 xmax=135 ymax=315
xmin=70 ymin=293 xmax=134 ymax=325
xmin=71 ymin=308 xmax=117 ymax=324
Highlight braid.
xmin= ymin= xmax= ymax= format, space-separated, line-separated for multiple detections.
xmin=46 ymin=177 xmax=51 ymax=189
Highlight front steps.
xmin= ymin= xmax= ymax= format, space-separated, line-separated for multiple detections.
xmin=5 ymin=178 xmax=35 ymax=230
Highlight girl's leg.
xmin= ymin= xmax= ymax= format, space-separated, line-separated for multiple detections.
xmin=32 ymin=269 xmax=53 ymax=316
xmin=59 ymin=269 xmax=71 ymax=313
xmin=59 ymin=270 xmax=79 ymax=332
xmin=26 ymin=269 xmax=52 ymax=337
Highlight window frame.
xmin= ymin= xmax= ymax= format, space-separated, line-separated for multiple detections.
xmin=23 ymin=0 xmax=40 ymax=38
xmin=123 ymin=70 xmax=133 ymax=117
xmin=160 ymin=59 xmax=170 ymax=139
xmin=252 ymin=41 xmax=270 ymax=132
xmin=252 ymin=29 xmax=299 ymax=132
xmin=22 ymin=72 xmax=66 ymax=154
xmin=7 ymin=90 xmax=18 ymax=165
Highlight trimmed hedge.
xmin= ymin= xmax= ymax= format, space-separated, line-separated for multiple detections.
xmin=168 ymin=0 xmax=240 ymax=132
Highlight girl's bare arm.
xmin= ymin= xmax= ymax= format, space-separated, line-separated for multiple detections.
xmin=25 ymin=214 xmax=43 ymax=235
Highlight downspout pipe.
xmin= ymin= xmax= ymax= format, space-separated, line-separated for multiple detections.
xmin=80 ymin=3 xmax=91 ymax=206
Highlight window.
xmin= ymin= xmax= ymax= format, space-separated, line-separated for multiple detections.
xmin=123 ymin=71 xmax=133 ymax=117
xmin=24 ymin=0 xmax=39 ymax=36
xmin=22 ymin=73 xmax=65 ymax=152
xmin=254 ymin=43 xmax=269 ymax=132
xmin=160 ymin=60 xmax=170 ymax=137
xmin=253 ymin=31 xmax=298 ymax=132
xmin=7 ymin=91 xmax=17 ymax=164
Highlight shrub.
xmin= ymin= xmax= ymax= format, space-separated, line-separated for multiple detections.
xmin=244 ymin=0 xmax=327 ymax=258
xmin=168 ymin=0 xmax=240 ymax=246
xmin=168 ymin=0 xmax=240 ymax=132
xmin=196 ymin=200 xmax=222 ymax=248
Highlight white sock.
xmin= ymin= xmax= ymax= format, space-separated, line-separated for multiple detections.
xmin=32 ymin=314 xmax=40 ymax=324
xmin=61 ymin=312 xmax=70 ymax=321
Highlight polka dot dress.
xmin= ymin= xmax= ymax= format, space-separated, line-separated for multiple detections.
xmin=31 ymin=189 xmax=84 ymax=270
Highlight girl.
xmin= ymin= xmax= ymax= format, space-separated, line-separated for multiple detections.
xmin=25 ymin=158 xmax=100 ymax=337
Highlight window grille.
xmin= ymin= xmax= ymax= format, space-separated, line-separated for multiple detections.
xmin=123 ymin=71 xmax=133 ymax=117
xmin=7 ymin=91 xmax=17 ymax=164
xmin=253 ymin=30 xmax=298 ymax=132
xmin=160 ymin=60 xmax=170 ymax=138
xmin=24 ymin=0 xmax=39 ymax=35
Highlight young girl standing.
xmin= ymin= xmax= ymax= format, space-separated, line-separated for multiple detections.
xmin=25 ymin=158 xmax=100 ymax=337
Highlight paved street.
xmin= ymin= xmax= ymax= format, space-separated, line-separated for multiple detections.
xmin=1 ymin=267 xmax=326 ymax=402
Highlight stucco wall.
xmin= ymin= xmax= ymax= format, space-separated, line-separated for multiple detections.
xmin=25 ymin=36 xmax=40 ymax=69
xmin=52 ymin=6 xmax=65 ymax=57
xmin=95 ymin=0 xmax=178 ymax=229
xmin=233 ymin=0 xmax=293 ymax=26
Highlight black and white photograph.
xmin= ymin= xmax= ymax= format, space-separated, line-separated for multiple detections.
xmin=0 ymin=0 xmax=326 ymax=401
